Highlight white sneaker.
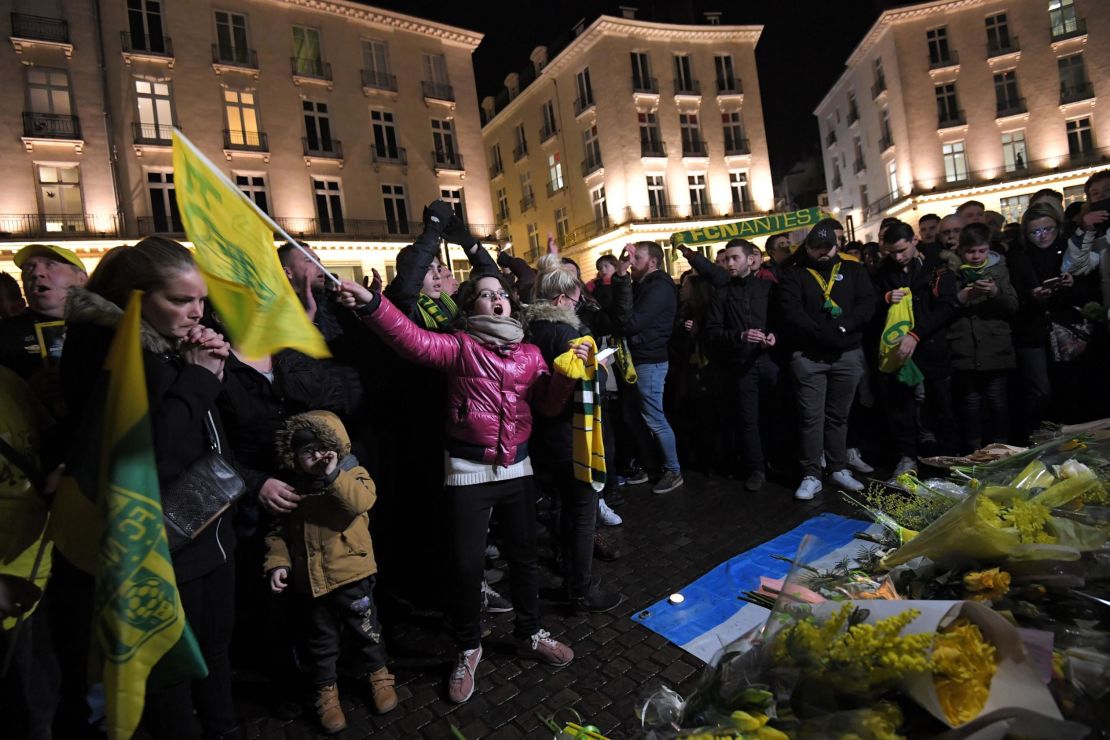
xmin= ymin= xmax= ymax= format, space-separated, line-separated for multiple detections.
xmin=830 ymin=469 xmax=865 ymax=492
xmin=846 ymin=448 xmax=874 ymax=474
xmin=893 ymin=456 xmax=917 ymax=477
xmin=597 ymin=499 xmax=622 ymax=527
xmin=794 ymin=476 xmax=822 ymax=501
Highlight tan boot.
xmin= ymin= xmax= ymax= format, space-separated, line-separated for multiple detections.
xmin=368 ymin=666 xmax=399 ymax=714
xmin=314 ymin=683 xmax=347 ymax=734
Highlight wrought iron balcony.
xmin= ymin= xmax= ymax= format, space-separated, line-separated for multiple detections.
xmin=0 ymin=213 xmax=119 ymax=238
xmin=847 ymin=106 xmax=859 ymax=125
xmin=292 ymin=56 xmax=331 ymax=81
xmin=825 ymin=130 xmax=837 ymax=147
xmin=121 ymin=31 xmax=172 ymax=57
xmin=546 ymin=180 xmax=566 ymax=197
xmin=995 ymin=97 xmax=1027 ymax=118
xmin=361 ymin=69 xmax=397 ymax=92
xmin=11 ymin=13 xmax=68 ymax=43
xmin=724 ymin=137 xmax=750 ymax=156
xmin=641 ymin=140 xmax=666 ymax=158
xmin=223 ymin=129 xmax=268 ymax=151
xmin=1060 ymin=82 xmax=1094 ymax=105
xmin=303 ymin=138 xmax=342 ymax=158
xmin=132 ymin=122 xmax=174 ymax=144
xmin=682 ymin=139 xmax=708 ymax=157
xmin=674 ymin=78 xmax=700 ymax=96
xmin=23 ymin=112 xmax=81 ymax=139
xmin=928 ymin=49 xmax=959 ymax=69
xmin=519 ymin=194 xmax=536 ymax=212
xmin=422 ymin=81 xmax=454 ymax=102
xmin=212 ymin=44 xmax=257 ymax=69
xmin=871 ymin=78 xmax=887 ymax=99
xmin=987 ymin=34 xmax=1019 ymax=57
xmin=716 ymin=78 xmax=743 ymax=95
xmin=512 ymin=143 xmax=528 ymax=162
xmin=539 ymin=123 xmax=557 ymax=143
xmin=1050 ymin=16 xmax=1086 ymax=42
xmin=581 ymin=154 xmax=603 ymax=177
xmin=632 ymin=76 xmax=658 ymax=94
xmin=573 ymin=96 xmax=595 ymax=116
xmin=433 ymin=149 xmax=463 ymax=171
xmin=853 ymin=158 xmax=866 ymax=174
xmin=937 ymin=109 xmax=966 ymax=128
xmin=879 ymin=134 xmax=895 ymax=152
xmin=371 ymin=146 xmax=407 ymax=165
xmin=489 ymin=161 xmax=503 ymax=179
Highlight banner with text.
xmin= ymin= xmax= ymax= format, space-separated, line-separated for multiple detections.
xmin=670 ymin=207 xmax=826 ymax=247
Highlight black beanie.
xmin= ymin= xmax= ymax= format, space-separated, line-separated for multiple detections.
xmin=291 ymin=427 xmax=321 ymax=453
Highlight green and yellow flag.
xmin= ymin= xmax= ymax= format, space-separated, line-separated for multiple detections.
xmin=670 ymin=207 xmax=827 ymax=247
xmin=49 ymin=292 xmax=207 ymax=739
xmin=172 ymin=128 xmax=329 ymax=360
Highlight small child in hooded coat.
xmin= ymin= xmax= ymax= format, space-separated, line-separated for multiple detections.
xmin=263 ymin=410 xmax=398 ymax=733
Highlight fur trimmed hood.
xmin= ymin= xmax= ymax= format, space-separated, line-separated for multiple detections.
xmin=524 ymin=300 xmax=585 ymax=332
xmin=65 ymin=288 xmax=175 ymax=354
xmin=276 ymin=410 xmax=351 ymax=470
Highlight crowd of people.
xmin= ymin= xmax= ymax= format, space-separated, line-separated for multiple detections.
xmin=0 ymin=171 xmax=1109 ymax=738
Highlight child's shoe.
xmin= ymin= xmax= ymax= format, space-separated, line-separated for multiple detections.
xmin=368 ymin=667 xmax=398 ymax=714
xmin=314 ymin=683 xmax=347 ymax=734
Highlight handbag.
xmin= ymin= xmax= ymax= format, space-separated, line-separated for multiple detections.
xmin=1047 ymin=309 xmax=1092 ymax=363
xmin=161 ymin=411 xmax=246 ymax=552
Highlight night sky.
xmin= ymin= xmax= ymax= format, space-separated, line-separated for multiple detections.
xmin=363 ymin=0 xmax=896 ymax=181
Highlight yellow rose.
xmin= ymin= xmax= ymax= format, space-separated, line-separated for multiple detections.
xmin=963 ymin=568 xmax=1011 ymax=596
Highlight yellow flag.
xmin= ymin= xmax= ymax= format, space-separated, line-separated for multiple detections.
xmin=172 ymin=129 xmax=329 ymax=359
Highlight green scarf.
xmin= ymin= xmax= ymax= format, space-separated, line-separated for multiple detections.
xmin=806 ymin=261 xmax=843 ymax=318
xmin=958 ymin=259 xmax=987 ymax=284
xmin=416 ymin=292 xmax=458 ymax=330
xmin=553 ymin=337 xmax=607 ymax=492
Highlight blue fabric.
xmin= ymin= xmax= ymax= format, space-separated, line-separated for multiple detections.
xmin=631 ymin=513 xmax=869 ymax=647
xmin=635 ymin=361 xmax=680 ymax=472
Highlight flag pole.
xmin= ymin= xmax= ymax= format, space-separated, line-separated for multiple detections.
xmin=172 ymin=128 xmax=341 ymax=287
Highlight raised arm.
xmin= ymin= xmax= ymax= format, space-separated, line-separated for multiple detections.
xmin=340 ymin=281 xmax=463 ymax=372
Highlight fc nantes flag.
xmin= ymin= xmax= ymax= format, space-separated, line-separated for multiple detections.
xmin=49 ymin=293 xmax=207 ymax=739
xmin=172 ymin=128 xmax=329 ymax=360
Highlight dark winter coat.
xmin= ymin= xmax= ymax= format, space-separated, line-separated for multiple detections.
xmin=61 ymin=289 xmax=234 ymax=583
xmin=525 ymin=302 xmax=587 ymax=467
xmin=946 ymin=253 xmax=1019 ymax=372
xmin=623 ymin=269 xmax=677 ymax=364
xmin=703 ymin=273 xmax=774 ymax=369
xmin=776 ymin=253 xmax=876 ymax=361
xmin=1007 ymin=240 xmax=1099 ymax=349
xmin=873 ymin=252 xmax=959 ymax=378
xmin=0 ymin=308 xmax=59 ymax=380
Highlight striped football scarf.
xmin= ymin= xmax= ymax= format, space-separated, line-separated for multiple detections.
xmin=416 ymin=292 xmax=458 ymax=330
xmin=613 ymin=336 xmax=638 ymax=385
xmin=554 ymin=336 xmax=607 ymax=492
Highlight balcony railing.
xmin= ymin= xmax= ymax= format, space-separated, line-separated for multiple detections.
xmin=223 ymin=129 xmax=268 ymax=151
xmin=23 ymin=112 xmax=81 ymax=139
xmin=212 ymin=44 xmax=258 ymax=69
xmin=137 ymin=217 xmax=184 ymax=237
xmin=879 ymin=134 xmax=895 ymax=152
xmin=11 ymin=13 xmax=68 ymax=43
xmin=303 ymin=137 xmax=342 ymax=158
xmin=825 ymin=130 xmax=837 ymax=147
xmin=538 ymin=123 xmax=557 ymax=143
xmin=853 ymin=158 xmax=866 ymax=174
xmin=433 ymin=150 xmax=463 ymax=171
xmin=724 ymin=137 xmax=750 ymax=156
xmin=361 ymin=69 xmax=397 ymax=92
xmin=937 ymin=109 xmax=966 ymax=128
xmin=132 ymin=122 xmax=174 ymax=144
xmin=512 ymin=143 xmax=528 ymax=162
xmin=632 ymin=76 xmax=658 ymax=94
xmin=0 ymin=213 xmax=119 ymax=238
xmin=995 ymin=97 xmax=1027 ymax=118
xmin=489 ymin=161 xmax=503 ymax=178
xmin=831 ymin=175 xmax=843 ymax=190
xmin=581 ymin=154 xmax=603 ymax=177
xmin=641 ymin=139 xmax=666 ymax=157
xmin=371 ymin=146 xmax=407 ymax=165
xmin=681 ymin=139 xmax=708 ymax=157
xmin=546 ymin=180 xmax=566 ymax=197
xmin=674 ymin=78 xmax=701 ymax=96
xmin=292 ymin=56 xmax=331 ymax=80
xmin=422 ymin=81 xmax=454 ymax=102
xmin=928 ymin=49 xmax=959 ymax=69
xmin=1050 ymin=16 xmax=1086 ymax=42
xmin=847 ymin=107 xmax=859 ymax=125
xmin=519 ymin=194 xmax=536 ymax=212
xmin=871 ymin=78 xmax=887 ymax=99
xmin=1060 ymin=82 xmax=1094 ymax=105
xmin=716 ymin=78 xmax=743 ymax=95
xmin=987 ymin=34 xmax=1019 ymax=57
xmin=573 ymin=96 xmax=595 ymax=116
xmin=121 ymin=31 xmax=172 ymax=57
xmin=497 ymin=207 xmax=510 ymax=224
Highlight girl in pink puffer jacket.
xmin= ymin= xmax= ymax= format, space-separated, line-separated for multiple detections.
xmin=340 ymin=271 xmax=588 ymax=704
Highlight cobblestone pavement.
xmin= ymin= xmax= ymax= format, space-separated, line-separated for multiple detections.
xmin=235 ymin=471 xmax=858 ymax=739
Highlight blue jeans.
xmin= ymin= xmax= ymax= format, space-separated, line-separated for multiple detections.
xmin=635 ymin=361 xmax=681 ymax=473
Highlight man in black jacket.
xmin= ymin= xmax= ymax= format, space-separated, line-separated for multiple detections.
xmin=704 ymin=239 xmax=777 ymax=491
xmin=777 ymin=219 xmax=875 ymax=501
xmin=875 ymin=221 xmax=959 ymax=475
xmin=622 ymin=241 xmax=683 ymax=494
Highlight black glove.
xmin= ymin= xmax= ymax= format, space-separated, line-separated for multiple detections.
xmin=442 ymin=220 xmax=480 ymax=250
xmin=422 ymin=200 xmax=456 ymax=236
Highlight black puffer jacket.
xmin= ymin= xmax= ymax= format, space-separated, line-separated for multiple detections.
xmin=873 ymin=252 xmax=958 ymax=378
xmin=61 ymin=289 xmax=235 ymax=583
xmin=623 ymin=269 xmax=677 ymax=364
xmin=525 ymin=301 xmax=586 ymax=467
xmin=777 ymin=254 xmax=876 ymax=361
xmin=703 ymin=273 xmax=774 ymax=369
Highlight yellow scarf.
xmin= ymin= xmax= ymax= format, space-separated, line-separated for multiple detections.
xmin=554 ymin=336 xmax=607 ymax=492
xmin=806 ymin=261 xmax=843 ymax=318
